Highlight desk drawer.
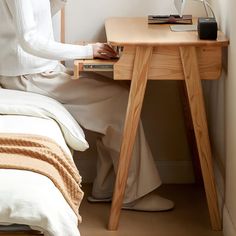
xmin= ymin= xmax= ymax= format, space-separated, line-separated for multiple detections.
xmin=74 ymin=59 xmax=117 ymax=79
xmin=74 ymin=46 xmax=222 ymax=80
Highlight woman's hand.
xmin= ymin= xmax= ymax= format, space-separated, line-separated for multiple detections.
xmin=92 ymin=43 xmax=117 ymax=59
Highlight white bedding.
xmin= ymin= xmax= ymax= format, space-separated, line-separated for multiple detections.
xmin=0 ymin=89 xmax=89 ymax=151
xmin=0 ymin=89 xmax=89 ymax=236
xmin=0 ymin=115 xmax=81 ymax=236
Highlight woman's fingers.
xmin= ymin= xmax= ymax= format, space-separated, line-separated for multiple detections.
xmin=92 ymin=43 xmax=117 ymax=59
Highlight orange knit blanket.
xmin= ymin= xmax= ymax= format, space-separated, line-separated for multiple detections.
xmin=0 ymin=133 xmax=84 ymax=222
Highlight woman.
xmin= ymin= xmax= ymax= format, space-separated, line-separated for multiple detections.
xmin=0 ymin=0 xmax=174 ymax=211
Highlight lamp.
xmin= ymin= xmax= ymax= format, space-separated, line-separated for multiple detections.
xmin=174 ymin=0 xmax=187 ymax=17
xmin=174 ymin=0 xmax=215 ymax=18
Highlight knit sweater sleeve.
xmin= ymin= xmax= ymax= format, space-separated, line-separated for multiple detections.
xmin=5 ymin=0 xmax=93 ymax=61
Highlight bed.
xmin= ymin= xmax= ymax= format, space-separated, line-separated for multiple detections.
xmin=0 ymin=89 xmax=89 ymax=236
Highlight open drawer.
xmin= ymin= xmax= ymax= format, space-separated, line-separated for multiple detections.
xmin=73 ymin=59 xmax=117 ymax=79
xmin=73 ymin=45 xmax=222 ymax=81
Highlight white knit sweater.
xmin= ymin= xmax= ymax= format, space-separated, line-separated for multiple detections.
xmin=0 ymin=0 xmax=93 ymax=76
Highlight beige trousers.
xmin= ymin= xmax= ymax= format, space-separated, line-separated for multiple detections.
xmin=0 ymin=64 xmax=161 ymax=203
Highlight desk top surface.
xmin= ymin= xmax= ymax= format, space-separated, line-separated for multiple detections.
xmin=105 ymin=17 xmax=229 ymax=47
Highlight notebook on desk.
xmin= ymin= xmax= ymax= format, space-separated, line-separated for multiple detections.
xmin=170 ymin=24 xmax=197 ymax=32
xmin=148 ymin=15 xmax=192 ymax=24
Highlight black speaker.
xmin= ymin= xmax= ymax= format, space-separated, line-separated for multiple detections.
xmin=197 ymin=17 xmax=218 ymax=40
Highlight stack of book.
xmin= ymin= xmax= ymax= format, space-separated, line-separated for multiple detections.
xmin=148 ymin=15 xmax=192 ymax=24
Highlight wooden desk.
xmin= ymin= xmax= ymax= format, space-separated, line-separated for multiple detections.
xmin=74 ymin=17 xmax=229 ymax=231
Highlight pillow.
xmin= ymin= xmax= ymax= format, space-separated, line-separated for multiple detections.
xmin=0 ymin=89 xmax=89 ymax=151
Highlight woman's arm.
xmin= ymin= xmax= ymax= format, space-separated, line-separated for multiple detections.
xmin=6 ymin=0 xmax=94 ymax=61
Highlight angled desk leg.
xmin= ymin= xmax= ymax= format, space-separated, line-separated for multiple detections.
xmin=108 ymin=46 xmax=153 ymax=230
xmin=180 ymin=46 xmax=221 ymax=230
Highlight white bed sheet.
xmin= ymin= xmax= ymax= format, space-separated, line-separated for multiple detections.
xmin=0 ymin=115 xmax=81 ymax=236
xmin=0 ymin=88 xmax=89 ymax=151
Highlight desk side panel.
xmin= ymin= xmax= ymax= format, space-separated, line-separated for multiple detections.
xmin=114 ymin=46 xmax=222 ymax=81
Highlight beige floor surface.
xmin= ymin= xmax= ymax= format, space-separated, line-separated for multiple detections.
xmin=79 ymin=184 xmax=224 ymax=236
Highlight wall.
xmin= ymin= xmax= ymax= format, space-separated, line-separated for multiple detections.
xmin=64 ymin=0 xmax=205 ymax=43
xmin=55 ymin=0 xmax=208 ymax=183
xmin=206 ymin=0 xmax=236 ymax=235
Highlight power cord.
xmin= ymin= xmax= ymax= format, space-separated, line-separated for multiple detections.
xmin=193 ymin=0 xmax=216 ymax=18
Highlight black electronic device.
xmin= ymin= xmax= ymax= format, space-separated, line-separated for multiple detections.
xmin=197 ymin=17 xmax=218 ymax=40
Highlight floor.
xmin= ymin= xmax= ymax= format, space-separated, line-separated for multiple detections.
xmin=79 ymin=184 xmax=224 ymax=236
